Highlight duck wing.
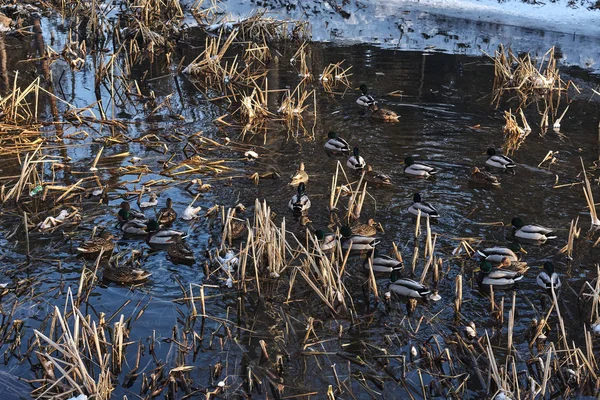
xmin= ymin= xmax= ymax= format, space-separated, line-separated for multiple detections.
xmin=521 ymin=224 xmax=555 ymax=235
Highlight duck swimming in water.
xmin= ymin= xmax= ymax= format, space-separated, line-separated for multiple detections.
xmin=347 ymin=147 xmax=366 ymax=171
xmin=512 ymin=217 xmax=556 ymax=243
xmin=324 ymin=131 xmax=351 ymax=155
xmin=404 ymin=156 xmax=437 ymax=178
xmin=486 ymin=148 xmax=516 ymax=171
xmin=288 ymin=182 xmax=311 ymax=214
xmin=408 ymin=193 xmax=439 ymax=219
xmin=356 ymin=84 xmax=377 ymax=107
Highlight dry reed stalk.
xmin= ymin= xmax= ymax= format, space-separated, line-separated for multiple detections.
xmin=559 ymin=217 xmax=580 ymax=259
xmin=320 ymin=61 xmax=353 ymax=92
xmin=502 ymin=109 xmax=529 ymax=154
xmin=580 ymin=157 xmax=600 ymax=226
xmin=454 ymin=275 xmax=462 ymax=313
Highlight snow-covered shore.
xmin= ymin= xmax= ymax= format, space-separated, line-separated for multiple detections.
xmin=218 ymin=0 xmax=600 ymax=70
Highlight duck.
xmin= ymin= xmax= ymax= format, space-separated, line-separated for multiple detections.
xmin=356 ymin=84 xmax=377 ymax=107
xmin=486 ymin=148 xmax=516 ymax=170
xmin=347 ymin=147 xmax=366 ymax=171
xmin=512 ymin=217 xmax=556 ymax=243
xmin=117 ymin=201 xmax=146 ymax=222
xmin=408 ymin=193 xmax=439 ymax=219
xmin=477 ymin=260 xmax=523 ymax=289
xmin=404 ymin=156 xmax=437 ymax=178
xmin=120 ymin=218 xmax=149 ymax=235
xmin=497 ymin=257 xmax=529 ymax=274
xmin=476 ymin=246 xmax=519 ymax=264
xmin=315 ymin=230 xmax=338 ymax=252
xmin=227 ymin=218 xmax=248 ymax=240
xmin=368 ymin=103 xmax=399 ymax=122
xmin=388 ymin=267 xmax=441 ymax=300
xmin=364 ymin=165 xmax=392 ymax=185
xmin=77 ymin=231 xmax=115 ymax=257
xmin=145 ymin=219 xmax=187 ymax=247
xmin=103 ymin=265 xmax=151 ymax=284
xmin=324 ymin=131 xmax=351 ymax=154
xmin=288 ymin=182 xmax=311 ymax=214
xmin=536 ymin=261 xmax=561 ymax=291
xmin=140 ymin=192 xmax=159 ymax=208
xmin=289 ymin=162 xmax=309 ymax=187
xmin=363 ymin=249 xmax=402 ymax=273
xmin=340 ymin=226 xmax=379 ymax=252
xmin=351 ymin=219 xmax=378 ymax=237
xmin=470 ymin=167 xmax=500 ymax=187
xmin=167 ymin=235 xmax=195 ymax=265
xmin=158 ymin=198 xmax=177 ymax=226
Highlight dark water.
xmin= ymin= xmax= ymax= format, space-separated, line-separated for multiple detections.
xmin=1 ymin=17 xmax=600 ymax=399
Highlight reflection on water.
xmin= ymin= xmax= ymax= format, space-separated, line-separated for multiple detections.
xmin=1 ymin=24 xmax=600 ymax=398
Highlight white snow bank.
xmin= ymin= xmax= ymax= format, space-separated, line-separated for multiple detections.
xmin=215 ymin=0 xmax=600 ymax=70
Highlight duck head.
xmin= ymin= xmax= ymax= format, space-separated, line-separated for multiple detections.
xmin=413 ymin=193 xmax=422 ymax=203
xmin=480 ymin=260 xmax=493 ymax=274
xmin=543 ymin=261 xmax=554 ymax=274
xmin=315 ymin=230 xmax=326 ymax=240
xmin=404 ymin=156 xmax=415 ymax=166
xmin=166 ymin=198 xmax=173 ymax=208
xmin=146 ymin=219 xmax=160 ymax=232
xmin=340 ymin=226 xmax=353 ymax=238
xmin=353 ymin=147 xmax=360 ymax=158
xmin=328 ymin=131 xmax=338 ymax=139
xmin=359 ymin=84 xmax=368 ymax=95
xmin=390 ymin=266 xmax=402 ymax=282
xmin=486 ymin=148 xmax=497 ymax=156
xmin=511 ymin=217 xmax=524 ymax=229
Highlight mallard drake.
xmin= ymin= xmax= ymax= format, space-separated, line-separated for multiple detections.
xmin=486 ymin=148 xmax=516 ymax=170
xmin=103 ymin=266 xmax=151 ymax=284
xmin=118 ymin=201 xmax=146 ymax=222
xmin=363 ymin=249 xmax=402 ymax=273
xmin=289 ymin=162 xmax=309 ymax=187
xmin=512 ymin=217 xmax=556 ymax=243
xmin=368 ymin=103 xmax=399 ymax=122
xmin=120 ymin=218 xmax=149 ymax=235
xmin=146 ymin=219 xmax=187 ymax=247
xmin=364 ymin=165 xmax=392 ymax=185
xmin=470 ymin=167 xmax=500 ymax=187
xmin=477 ymin=260 xmax=523 ymax=289
xmin=315 ymin=230 xmax=338 ymax=252
xmin=356 ymin=84 xmax=377 ymax=107
xmin=476 ymin=246 xmax=519 ymax=264
xmin=324 ymin=131 xmax=351 ymax=154
xmin=388 ymin=267 xmax=441 ymax=300
xmin=77 ymin=231 xmax=115 ymax=257
xmin=140 ymin=193 xmax=158 ymax=208
xmin=536 ymin=261 xmax=561 ymax=291
xmin=351 ymin=219 xmax=378 ymax=237
xmin=340 ymin=226 xmax=379 ymax=252
xmin=167 ymin=235 xmax=195 ymax=265
xmin=288 ymin=182 xmax=311 ymax=213
xmin=347 ymin=147 xmax=366 ymax=171
xmin=408 ymin=193 xmax=439 ymax=219
xmin=158 ymin=198 xmax=177 ymax=226
xmin=404 ymin=156 xmax=437 ymax=178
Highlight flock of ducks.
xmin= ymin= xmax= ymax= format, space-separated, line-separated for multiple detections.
xmin=286 ymin=84 xmax=563 ymax=305
xmin=77 ymin=84 xmax=562 ymax=301
xmin=77 ymin=196 xmax=196 ymax=283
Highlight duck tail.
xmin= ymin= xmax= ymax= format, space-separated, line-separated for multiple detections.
xmin=545 ymin=233 xmax=557 ymax=240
